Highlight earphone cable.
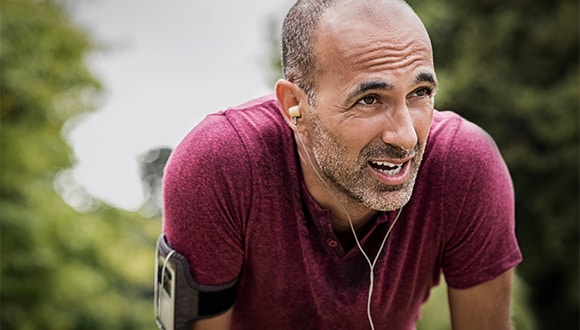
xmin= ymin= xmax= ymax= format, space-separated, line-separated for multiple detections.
xmin=296 ymin=131 xmax=403 ymax=330
xmin=157 ymin=249 xmax=176 ymax=323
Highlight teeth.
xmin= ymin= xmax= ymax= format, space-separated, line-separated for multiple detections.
xmin=371 ymin=161 xmax=403 ymax=175
xmin=373 ymin=161 xmax=397 ymax=167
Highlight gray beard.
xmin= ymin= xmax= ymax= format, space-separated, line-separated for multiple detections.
xmin=309 ymin=115 xmax=425 ymax=211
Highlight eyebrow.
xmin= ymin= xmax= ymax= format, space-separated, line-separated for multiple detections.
xmin=345 ymin=71 xmax=438 ymax=105
xmin=413 ymin=71 xmax=437 ymax=87
xmin=346 ymin=80 xmax=394 ymax=103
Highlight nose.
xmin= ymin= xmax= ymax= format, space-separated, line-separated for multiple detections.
xmin=381 ymin=105 xmax=418 ymax=151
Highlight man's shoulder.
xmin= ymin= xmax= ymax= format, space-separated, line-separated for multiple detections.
xmin=227 ymin=94 xmax=279 ymax=112
xmin=424 ymin=110 xmax=508 ymax=190
xmin=169 ymin=95 xmax=281 ymax=161
xmin=168 ymin=94 xmax=294 ymax=179
xmin=179 ymin=94 xmax=283 ymax=147
xmin=220 ymin=95 xmax=293 ymax=157
xmin=429 ymin=110 xmax=499 ymax=158
xmin=430 ymin=110 xmax=482 ymax=140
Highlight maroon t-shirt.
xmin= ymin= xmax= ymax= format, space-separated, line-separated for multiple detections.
xmin=163 ymin=95 xmax=522 ymax=329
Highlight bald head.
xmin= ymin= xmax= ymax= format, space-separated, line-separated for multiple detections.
xmin=281 ymin=0 xmax=430 ymax=102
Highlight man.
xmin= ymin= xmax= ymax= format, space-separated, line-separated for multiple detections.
xmin=161 ymin=0 xmax=522 ymax=329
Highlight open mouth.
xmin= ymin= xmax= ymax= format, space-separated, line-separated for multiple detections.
xmin=369 ymin=160 xmax=406 ymax=175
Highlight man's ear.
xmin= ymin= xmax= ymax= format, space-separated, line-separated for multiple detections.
xmin=275 ymin=79 xmax=305 ymax=130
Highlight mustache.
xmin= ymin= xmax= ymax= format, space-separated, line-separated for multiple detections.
xmin=361 ymin=143 xmax=419 ymax=160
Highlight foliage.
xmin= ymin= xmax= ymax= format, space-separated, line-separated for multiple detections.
xmin=406 ymin=0 xmax=579 ymax=328
xmin=1 ymin=0 xmax=159 ymax=329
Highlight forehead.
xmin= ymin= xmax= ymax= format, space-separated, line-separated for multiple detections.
xmin=315 ymin=1 xmax=433 ymax=77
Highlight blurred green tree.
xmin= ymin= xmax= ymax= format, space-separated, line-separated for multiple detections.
xmin=1 ymin=0 xmax=159 ymax=328
xmin=405 ymin=0 xmax=579 ymax=328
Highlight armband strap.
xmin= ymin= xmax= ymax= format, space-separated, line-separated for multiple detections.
xmin=154 ymin=234 xmax=239 ymax=330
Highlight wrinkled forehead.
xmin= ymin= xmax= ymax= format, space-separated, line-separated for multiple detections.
xmin=316 ymin=0 xmax=433 ymax=60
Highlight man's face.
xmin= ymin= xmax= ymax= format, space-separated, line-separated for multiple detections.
xmin=303 ymin=1 xmax=437 ymax=211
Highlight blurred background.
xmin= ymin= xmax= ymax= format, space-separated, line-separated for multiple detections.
xmin=1 ymin=0 xmax=577 ymax=329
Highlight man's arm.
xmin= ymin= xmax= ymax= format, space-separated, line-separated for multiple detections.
xmin=448 ymin=269 xmax=514 ymax=330
xmin=191 ymin=308 xmax=233 ymax=330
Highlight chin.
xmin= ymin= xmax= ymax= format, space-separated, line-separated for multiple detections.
xmin=366 ymin=148 xmax=425 ymax=211
xmin=360 ymin=177 xmax=417 ymax=211
xmin=365 ymin=188 xmax=413 ymax=211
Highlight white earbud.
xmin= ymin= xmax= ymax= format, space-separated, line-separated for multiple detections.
xmin=289 ymin=105 xmax=301 ymax=125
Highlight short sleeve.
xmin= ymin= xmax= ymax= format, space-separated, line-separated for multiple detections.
xmin=163 ymin=114 xmax=250 ymax=286
xmin=441 ymin=119 xmax=522 ymax=289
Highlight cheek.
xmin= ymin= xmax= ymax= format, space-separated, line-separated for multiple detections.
xmin=338 ymin=121 xmax=382 ymax=152
xmin=411 ymin=106 xmax=434 ymax=142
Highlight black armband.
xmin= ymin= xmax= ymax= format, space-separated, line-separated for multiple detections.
xmin=154 ymin=234 xmax=239 ymax=330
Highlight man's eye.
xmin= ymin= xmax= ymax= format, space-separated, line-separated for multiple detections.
xmin=409 ymin=87 xmax=433 ymax=99
xmin=357 ymin=95 xmax=379 ymax=106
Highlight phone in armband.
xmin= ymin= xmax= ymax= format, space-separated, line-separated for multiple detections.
xmin=154 ymin=234 xmax=239 ymax=330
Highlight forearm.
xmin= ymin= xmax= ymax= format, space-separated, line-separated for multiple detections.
xmin=448 ymin=269 xmax=514 ymax=330
xmin=191 ymin=308 xmax=233 ymax=330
